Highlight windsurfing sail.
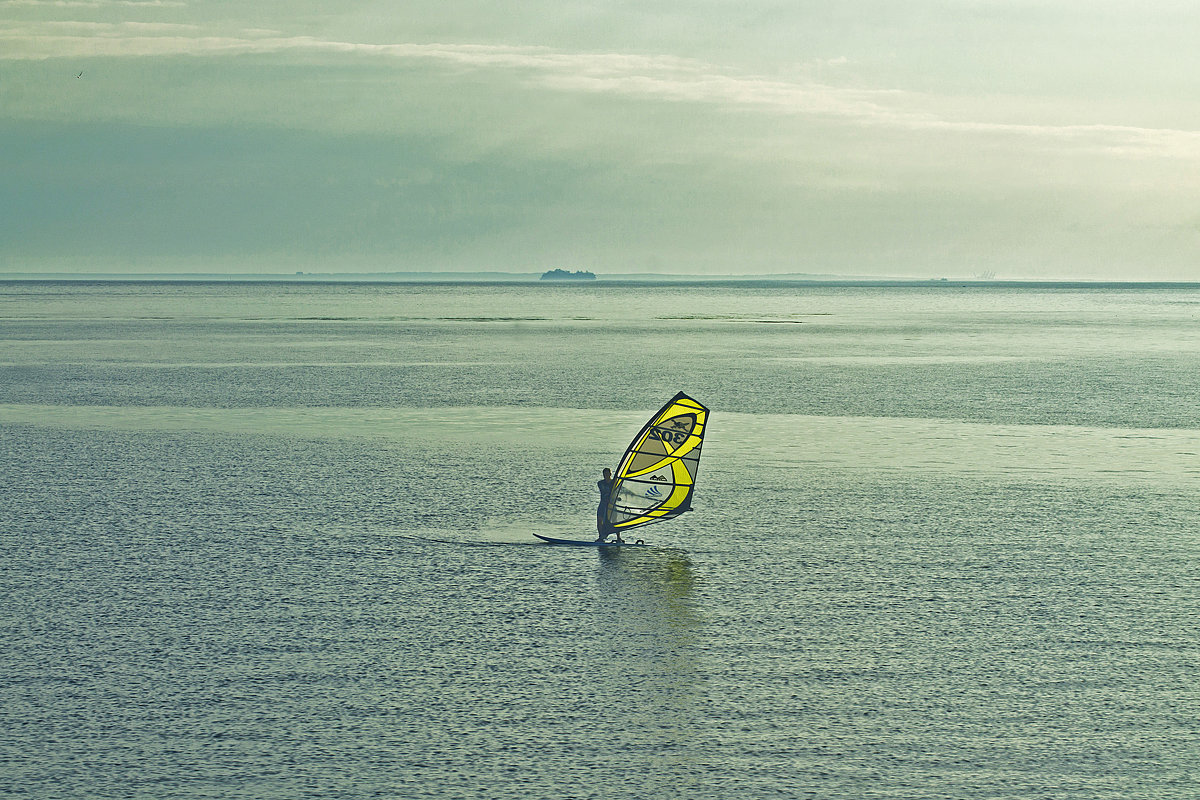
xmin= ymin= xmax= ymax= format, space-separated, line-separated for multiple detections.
xmin=604 ymin=392 xmax=709 ymax=533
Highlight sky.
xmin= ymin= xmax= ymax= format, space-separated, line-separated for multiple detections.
xmin=3 ymin=1 xmax=1200 ymax=279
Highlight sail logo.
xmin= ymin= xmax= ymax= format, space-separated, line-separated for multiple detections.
xmin=649 ymin=425 xmax=689 ymax=445
xmin=645 ymin=486 xmax=663 ymax=498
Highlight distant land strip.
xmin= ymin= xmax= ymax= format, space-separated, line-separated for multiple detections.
xmin=3 ymin=271 xmax=1200 ymax=288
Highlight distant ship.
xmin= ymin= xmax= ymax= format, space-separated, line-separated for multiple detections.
xmin=540 ymin=269 xmax=596 ymax=281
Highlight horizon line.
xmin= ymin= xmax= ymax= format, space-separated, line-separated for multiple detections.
xmin=2 ymin=270 xmax=1198 ymax=287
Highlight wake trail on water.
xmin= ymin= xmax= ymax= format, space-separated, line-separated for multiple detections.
xmin=395 ymin=519 xmax=582 ymax=546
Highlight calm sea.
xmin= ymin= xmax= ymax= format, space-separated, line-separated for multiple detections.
xmin=2 ymin=280 xmax=1199 ymax=799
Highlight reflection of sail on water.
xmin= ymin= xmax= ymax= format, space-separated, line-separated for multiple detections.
xmin=606 ymin=392 xmax=709 ymax=533
xmin=592 ymin=547 xmax=702 ymax=755
xmin=599 ymin=548 xmax=697 ymax=619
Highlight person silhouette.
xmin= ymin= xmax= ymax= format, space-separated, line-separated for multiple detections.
xmin=596 ymin=468 xmax=621 ymax=542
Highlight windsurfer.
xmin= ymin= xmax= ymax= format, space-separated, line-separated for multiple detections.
xmin=596 ymin=468 xmax=621 ymax=541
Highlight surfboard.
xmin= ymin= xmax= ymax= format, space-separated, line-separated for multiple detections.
xmin=533 ymin=533 xmax=647 ymax=547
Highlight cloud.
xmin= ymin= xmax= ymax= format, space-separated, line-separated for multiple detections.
xmin=0 ymin=0 xmax=184 ymax=6
xmin=5 ymin=19 xmax=1200 ymax=161
xmin=19 ymin=20 xmax=198 ymax=33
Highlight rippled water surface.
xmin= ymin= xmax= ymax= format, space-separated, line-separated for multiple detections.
xmin=3 ymin=281 xmax=1199 ymax=799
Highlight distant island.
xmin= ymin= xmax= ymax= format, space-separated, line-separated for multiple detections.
xmin=540 ymin=269 xmax=596 ymax=281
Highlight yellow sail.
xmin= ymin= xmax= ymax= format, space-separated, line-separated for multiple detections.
xmin=605 ymin=392 xmax=709 ymax=531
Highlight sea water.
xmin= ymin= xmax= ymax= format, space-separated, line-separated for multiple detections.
xmin=2 ymin=280 xmax=1199 ymax=799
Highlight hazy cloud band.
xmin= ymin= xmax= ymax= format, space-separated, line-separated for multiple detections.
xmin=6 ymin=25 xmax=1200 ymax=159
